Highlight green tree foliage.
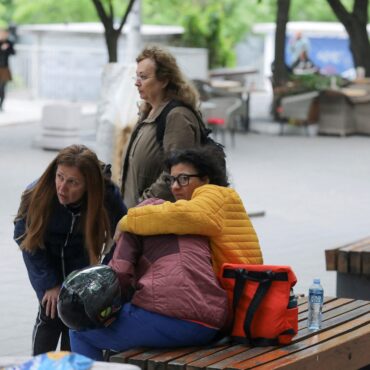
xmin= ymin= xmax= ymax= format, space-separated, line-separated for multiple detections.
xmin=12 ymin=0 xmax=98 ymax=23
xmin=11 ymin=0 xmax=133 ymax=24
xmin=144 ymin=0 xmax=274 ymax=68
xmin=7 ymin=0 xmax=370 ymax=68
xmin=0 ymin=0 xmax=14 ymax=25
xmin=289 ymin=0 xmax=369 ymax=21
xmin=11 ymin=0 xmax=134 ymax=62
xmin=181 ymin=2 xmax=245 ymax=67
xmin=10 ymin=0 xmax=275 ymax=68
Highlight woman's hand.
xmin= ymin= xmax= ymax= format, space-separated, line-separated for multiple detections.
xmin=42 ymin=286 xmax=61 ymax=319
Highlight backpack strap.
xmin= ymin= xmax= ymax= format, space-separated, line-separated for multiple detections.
xmin=155 ymin=99 xmax=210 ymax=148
xmin=243 ymin=277 xmax=274 ymax=346
xmin=223 ymin=269 xmax=288 ymax=282
xmin=224 ymin=268 xmax=289 ymax=346
xmin=122 ymin=100 xmax=212 ymax=190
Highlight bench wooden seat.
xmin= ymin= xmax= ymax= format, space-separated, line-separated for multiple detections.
xmin=325 ymin=236 xmax=370 ymax=275
xmin=325 ymin=237 xmax=370 ymax=300
xmin=109 ymin=297 xmax=370 ymax=369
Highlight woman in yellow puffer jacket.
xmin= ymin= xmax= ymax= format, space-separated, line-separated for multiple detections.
xmin=117 ymin=145 xmax=263 ymax=276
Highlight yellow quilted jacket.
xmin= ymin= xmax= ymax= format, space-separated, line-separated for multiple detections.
xmin=118 ymin=184 xmax=263 ymax=275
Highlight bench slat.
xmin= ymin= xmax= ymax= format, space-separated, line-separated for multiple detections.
xmin=297 ymin=303 xmax=370 ymax=338
xmin=226 ymin=313 xmax=370 ymax=369
xmin=185 ymin=345 xmax=248 ymax=370
xmin=251 ymin=323 xmax=370 ymax=370
xmin=337 ymin=238 xmax=370 ymax=252
xmin=167 ymin=345 xmax=231 ymax=370
xmin=362 ymin=249 xmax=370 ymax=275
xmin=298 ymin=297 xmax=353 ymax=321
xmin=325 ymin=237 xmax=370 ymax=272
xmin=128 ymin=348 xmax=171 ymax=369
xmin=207 ymin=303 xmax=370 ymax=370
xmin=297 ymin=296 xmax=341 ymax=321
xmin=338 ymin=246 xmax=370 ymax=274
xmin=338 ymin=249 xmax=350 ymax=273
xmin=350 ymin=249 xmax=363 ymax=274
xmin=297 ymin=296 xmax=307 ymax=306
xmin=207 ymin=309 xmax=370 ymax=370
xmin=325 ymin=248 xmax=339 ymax=271
xmin=298 ymin=300 xmax=369 ymax=331
xmin=338 ymin=244 xmax=370 ymax=274
xmin=110 ymin=299 xmax=369 ymax=369
xmin=147 ymin=347 xmax=201 ymax=370
xmin=160 ymin=298 xmax=337 ymax=369
xmin=313 ymin=299 xmax=369 ymax=322
xmin=206 ymin=346 xmax=273 ymax=370
xmin=109 ymin=348 xmax=148 ymax=364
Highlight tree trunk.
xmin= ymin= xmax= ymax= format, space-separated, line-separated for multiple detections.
xmin=347 ymin=23 xmax=370 ymax=76
xmin=273 ymin=0 xmax=291 ymax=87
xmin=105 ymin=30 xmax=119 ymax=63
xmin=327 ymin=0 xmax=370 ymax=76
xmin=91 ymin=0 xmax=136 ymax=63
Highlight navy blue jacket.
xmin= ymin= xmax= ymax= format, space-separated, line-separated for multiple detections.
xmin=14 ymin=179 xmax=127 ymax=301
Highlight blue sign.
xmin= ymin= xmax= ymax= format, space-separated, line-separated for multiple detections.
xmin=286 ymin=36 xmax=354 ymax=76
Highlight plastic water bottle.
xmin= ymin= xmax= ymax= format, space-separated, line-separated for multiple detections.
xmin=307 ymin=278 xmax=324 ymax=331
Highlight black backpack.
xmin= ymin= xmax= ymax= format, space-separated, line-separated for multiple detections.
xmin=155 ymin=100 xmax=225 ymax=156
xmin=121 ymin=100 xmax=226 ymax=186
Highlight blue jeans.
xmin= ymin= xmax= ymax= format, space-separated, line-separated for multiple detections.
xmin=70 ymin=303 xmax=218 ymax=361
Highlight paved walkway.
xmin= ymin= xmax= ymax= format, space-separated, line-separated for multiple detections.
xmin=1 ymin=93 xmax=370 ymax=356
xmin=0 ymin=95 xmax=97 ymax=128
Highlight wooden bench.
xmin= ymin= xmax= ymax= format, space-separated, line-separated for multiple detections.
xmin=109 ymin=297 xmax=370 ymax=369
xmin=325 ymin=237 xmax=370 ymax=300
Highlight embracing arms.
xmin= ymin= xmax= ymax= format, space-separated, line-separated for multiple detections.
xmin=119 ymin=185 xmax=225 ymax=237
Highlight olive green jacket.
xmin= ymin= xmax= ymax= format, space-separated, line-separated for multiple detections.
xmin=121 ymin=101 xmax=202 ymax=208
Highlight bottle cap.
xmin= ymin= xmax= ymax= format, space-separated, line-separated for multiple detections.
xmin=313 ymin=278 xmax=320 ymax=284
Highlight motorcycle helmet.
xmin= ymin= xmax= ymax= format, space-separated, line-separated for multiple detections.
xmin=57 ymin=265 xmax=122 ymax=331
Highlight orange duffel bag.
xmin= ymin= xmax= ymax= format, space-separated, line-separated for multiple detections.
xmin=219 ymin=263 xmax=298 ymax=346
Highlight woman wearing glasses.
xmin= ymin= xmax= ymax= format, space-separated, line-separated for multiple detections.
xmin=70 ymin=145 xmax=261 ymax=360
xmin=118 ymin=145 xmax=263 ymax=275
xmin=121 ymin=45 xmax=202 ymax=208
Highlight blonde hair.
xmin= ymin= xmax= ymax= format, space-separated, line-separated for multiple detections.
xmin=15 ymin=145 xmax=111 ymax=264
xmin=136 ymin=45 xmax=200 ymax=117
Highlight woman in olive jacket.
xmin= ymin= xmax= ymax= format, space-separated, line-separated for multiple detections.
xmin=121 ymin=45 xmax=202 ymax=208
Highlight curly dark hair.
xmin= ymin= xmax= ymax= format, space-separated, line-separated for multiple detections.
xmin=164 ymin=145 xmax=229 ymax=187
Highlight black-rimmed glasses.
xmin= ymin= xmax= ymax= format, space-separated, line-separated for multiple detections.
xmin=164 ymin=173 xmax=202 ymax=187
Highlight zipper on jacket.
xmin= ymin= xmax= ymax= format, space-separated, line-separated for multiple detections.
xmin=61 ymin=212 xmax=80 ymax=279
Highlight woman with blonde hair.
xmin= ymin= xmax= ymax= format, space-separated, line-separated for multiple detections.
xmin=121 ymin=45 xmax=203 ymax=208
xmin=14 ymin=144 xmax=126 ymax=356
